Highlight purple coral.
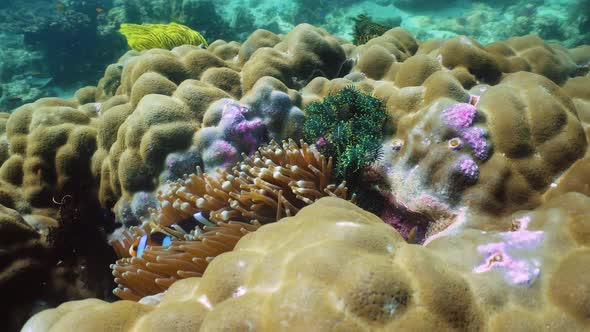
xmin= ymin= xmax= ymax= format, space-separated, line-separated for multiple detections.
xmin=461 ymin=127 xmax=489 ymax=160
xmin=316 ymin=136 xmax=329 ymax=148
xmin=442 ymin=103 xmax=477 ymax=129
xmin=197 ymin=94 xmax=303 ymax=171
xmin=442 ymin=103 xmax=491 ymax=161
xmin=456 ymin=156 xmax=479 ymax=180
xmin=473 ymin=216 xmax=543 ymax=286
xmin=203 ymin=140 xmax=239 ymax=168
xmin=219 ymin=99 xmax=265 ymax=155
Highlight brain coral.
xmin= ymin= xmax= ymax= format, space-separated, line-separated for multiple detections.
xmin=350 ymin=27 xmax=419 ymax=81
xmin=414 ymin=34 xmax=585 ymax=86
xmin=302 ymin=44 xmax=587 ymax=217
xmin=2 ymin=24 xmax=584 ymax=225
xmin=23 ymin=194 xmax=590 ymax=331
xmin=241 ymin=24 xmax=348 ymax=92
xmin=541 ymin=75 xmax=590 ymax=201
xmin=0 ymin=22 xmax=588 ymax=332
xmin=487 ymin=35 xmax=579 ymax=85
xmin=3 ymin=97 xmax=99 ymax=208
xmin=88 ymin=44 xmax=305 ymax=224
xmin=384 ymin=71 xmax=587 ymax=216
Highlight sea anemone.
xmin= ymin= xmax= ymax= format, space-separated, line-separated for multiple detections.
xmin=110 ymin=139 xmax=355 ymax=300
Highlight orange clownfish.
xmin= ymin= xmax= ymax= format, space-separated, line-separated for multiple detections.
xmin=129 ymin=232 xmax=172 ymax=258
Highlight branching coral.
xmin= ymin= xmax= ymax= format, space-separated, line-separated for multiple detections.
xmin=119 ymin=22 xmax=208 ymax=51
xmin=110 ymin=139 xmax=354 ymax=301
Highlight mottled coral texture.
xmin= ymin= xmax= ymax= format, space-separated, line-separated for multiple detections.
xmin=303 ymin=32 xmax=588 ymax=217
xmin=23 ymin=195 xmax=590 ymax=331
xmin=3 ymin=97 xmax=99 ymax=209
xmin=2 ymin=24 xmax=587 ymax=223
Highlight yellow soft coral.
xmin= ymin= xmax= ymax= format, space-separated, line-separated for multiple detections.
xmin=119 ymin=22 xmax=208 ymax=51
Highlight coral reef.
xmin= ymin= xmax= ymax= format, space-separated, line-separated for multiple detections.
xmin=240 ymin=24 xmax=348 ymax=92
xmin=405 ymin=1 xmax=589 ymax=48
xmin=23 ymin=194 xmax=590 ymax=331
xmin=3 ymin=0 xmax=590 ymax=114
xmin=110 ymin=139 xmax=354 ymax=300
xmin=0 ymin=0 xmax=123 ymax=111
xmin=0 ymin=22 xmax=589 ymax=331
xmin=0 ymin=33 xmax=48 ymax=112
xmin=92 ymin=50 xmax=304 ymax=223
xmin=385 ymin=71 xmax=586 ymax=215
xmin=15 ymin=1 xmax=121 ymax=85
xmin=301 ymin=31 xmax=588 ymax=217
xmin=0 ymin=196 xmax=117 ymax=331
xmin=0 ymin=24 xmax=585 ymax=231
xmin=293 ymin=0 xmax=357 ymax=25
xmin=3 ymin=97 xmax=99 ymax=208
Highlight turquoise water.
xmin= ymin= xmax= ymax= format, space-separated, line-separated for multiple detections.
xmin=0 ymin=0 xmax=588 ymax=112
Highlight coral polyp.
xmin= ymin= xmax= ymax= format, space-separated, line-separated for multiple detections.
xmin=448 ymin=137 xmax=463 ymax=150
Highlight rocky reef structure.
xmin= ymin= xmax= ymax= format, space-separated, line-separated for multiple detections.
xmin=0 ymin=0 xmax=124 ymax=111
xmin=396 ymin=0 xmax=590 ymax=48
xmin=0 ymin=195 xmax=117 ymax=332
xmin=0 ymin=23 xmax=589 ymax=331
xmin=23 ymin=195 xmax=590 ymax=331
xmin=0 ymin=32 xmax=48 ymax=112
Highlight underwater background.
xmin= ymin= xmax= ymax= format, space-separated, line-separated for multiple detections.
xmin=1 ymin=0 xmax=589 ymax=112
